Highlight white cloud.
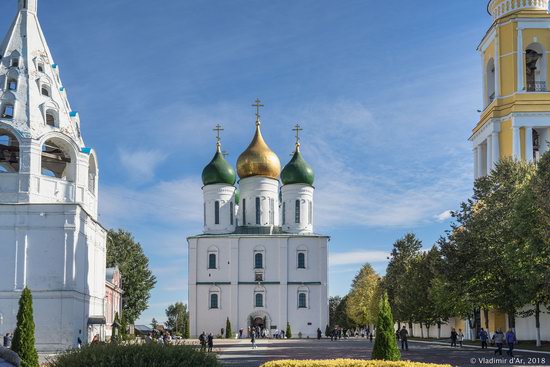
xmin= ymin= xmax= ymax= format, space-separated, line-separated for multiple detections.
xmin=329 ymin=250 xmax=390 ymax=266
xmin=435 ymin=210 xmax=453 ymax=222
xmin=118 ymin=149 xmax=168 ymax=182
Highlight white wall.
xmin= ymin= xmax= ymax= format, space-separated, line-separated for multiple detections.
xmin=514 ymin=305 xmax=550 ymax=341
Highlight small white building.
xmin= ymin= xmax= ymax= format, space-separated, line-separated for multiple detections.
xmin=188 ymin=111 xmax=329 ymax=338
xmin=0 ymin=0 xmax=106 ymax=351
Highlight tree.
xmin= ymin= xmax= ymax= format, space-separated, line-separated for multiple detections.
xmin=324 ymin=324 xmax=330 ymax=338
xmin=150 ymin=318 xmax=159 ymax=330
xmin=107 ymin=229 xmax=157 ymax=324
xmin=165 ymin=302 xmax=188 ymax=336
xmin=184 ymin=316 xmax=190 ymax=339
xmin=225 ymin=318 xmax=232 ymax=339
xmin=11 ymin=288 xmax=39 ymax=367
xmin=371 ymin=293 xmax=400 ymax=361
xmin=347 ymin=264 xmax=382 ymax=328
xmin=328 ymin=296 xmax=342 ymax=327
xmin=285 ymin=322 xmax=292 ymax=338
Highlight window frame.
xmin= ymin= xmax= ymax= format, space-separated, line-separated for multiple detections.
xmin=255 ymin=197 xmax=261 ymax=225
xmin=282 ymin=202 xmax=286 ymax=225
xmin=254 ymin=252 xmax=264 ymax=269
xmin=295 ymin=199 xmax=300 ymax=224
xmin=297 ymin=252 xmax=306 ymax=269
xmin=255 ymin=293 xmax=264 ymax=308
xmin=208 ymin=252 xmax=217 ymax=269
xmin=209 ymin=293 xmax=219 ymax=309
xmin=214 ymin=201 xmax=220 ymax=225
xmin=230 ymin=201 xmax=234 ymax=225
xmin=298 ymin=292 xmax=307 ymax=309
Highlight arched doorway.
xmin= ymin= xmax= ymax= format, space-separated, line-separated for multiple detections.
xmin=247 ymin=311 xmax=271 ymax=338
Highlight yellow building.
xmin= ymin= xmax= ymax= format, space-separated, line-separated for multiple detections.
xmin=471 ymin=0 xmax=550 ymax=179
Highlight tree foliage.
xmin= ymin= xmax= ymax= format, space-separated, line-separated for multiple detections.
xmin=12 ymin=287 xmax=39 ymax=367
xmin=165 ymin=302 xmax=189 ymax=336
xmin=346 ymin=264 xmax=382 ymax=327
xmin=225 ymin=318 xmax=232 ymax=339
xmin=371 ymin=293 xmax=400 ymax=361
xmin=107 ymin=229 xmax=157 ymax=324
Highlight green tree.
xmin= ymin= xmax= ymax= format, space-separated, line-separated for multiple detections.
xmin=328 ymin=296 xmax=342 ymax=327
xmin=225 ymin=318 xmax=232 ymax=339
xmin=347 ymin=264 xmax=382 ymax=328
xmin=150 ymin=317 xmax=158 ymax=330
xmin=107 ymin=229 xmax=157 ymax=324
xmin=165 ymin=302 xmax=188 ymax=336
xmin=11 ymin=288 xmax=39 ymax=367
xmin=371 ymin=293 xmax=400 ymax=361
xmin=184 ymin=316 xmax=190 ymax=339
xmin=324 ymin=324 xmax=330 ymax=338
xmin=333 ymin=295 xmax=354 ymax=329
xmin=285 ymin=322 xmax=292 ymax=338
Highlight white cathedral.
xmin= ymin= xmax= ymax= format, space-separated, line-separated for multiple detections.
xmin=0 ymin=0 xmax=106 ymax=351
xmin=187 ymin=104 xmax=329 ymax=338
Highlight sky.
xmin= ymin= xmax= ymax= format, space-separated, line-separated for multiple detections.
xmin=0 ymin=0 xmax=492 ymax=325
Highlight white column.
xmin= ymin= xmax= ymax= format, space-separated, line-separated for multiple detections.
xmin=513 ymin=127 xmax=521 ymax=160
xmin=473 ymin=147 xmax=479 ymax=179
xmin=517 ymin=28 xmax=524 ymax=92
xmin=486 ymin=138 xmax=493 ymax=173
xmin=494 ymin=32 xmax=500 ymax=97
xmin=539 ymin=128 xmax=549 ymax=154
xmin=525 ymin=127 xmax=534 ymax=162
xmin=477 ymin=146 xmax=484 ymax=177
xmin=492 ymin=132 xmax=500 ymax=168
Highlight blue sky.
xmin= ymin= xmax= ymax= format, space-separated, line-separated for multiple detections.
xmin=0 ymin=0 xmax=491 ymax=325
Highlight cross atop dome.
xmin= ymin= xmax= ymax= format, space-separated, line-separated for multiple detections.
xmin=252 ymin=98 xmax=264 ymax=126
xmin=292 ymin=123 xmax=303 ymax=151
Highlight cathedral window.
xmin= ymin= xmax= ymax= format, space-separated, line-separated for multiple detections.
xmin=486 ymin=58 xmax=495 ymax=106
xmin=295 ymin=200 xmax=300 ymax=224
xmin=37 ymin=63 xmax=44 ymax=73
xmin=255 ymin=293 xmax=264 ymax=308
xmin=526 ymin=43 xmax=547 ymax=92
xmin=242 ymin=198 xmax=246 ymax=225
xmin=41 ymin=139 xmax=75 ymax=181
xmin=254 ymin=252 xmax=263 ymax=269
xmin=209 ymin=293 xmax=219 ymax=309
xmin=2 ymin=104 xmax=14 ymax=119
xmin=214 ymin=201 xmax=220 ymax=224
xmin=0 ymin=129 xmax=19 ymax=173
xmin=11 ymin=58 xmax=19 ymax=68
xmin=41 ymin=85 xmax=51 ymax=97
xmin=255 ymin=197 xmax=261 ymax=225
xmin=88 ymin=154 xmax=97 ymax=195
xmin=297 ymin=252 xmax=306 ymax=269
xmin=230 ymin=202 xmax=234 ymax=225
xmin=46 ymin=112 xmax=56 ymax=127
xmin=282 ymin=202 xmax=286 ymax=225
xmin=298 ymin=292 xmax=307 ymax=308
xmin=8 ymin=79 xmax=17 ymax=91
xmin=208 ymin=253 xmax=217 ymax=269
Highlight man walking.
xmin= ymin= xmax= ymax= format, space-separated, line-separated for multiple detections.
xmin=505 ymin=329 xmax=517 ymax=357
xmin=251 ymin=329 xmax=257 ymax=349
xmin=479 ymin=328 xmax=488 ymax=349
xmin=199 ymin=331 xmax=206 ymax=352
xmin=450 ymin=328 xmax=458 ymax=347
xmin=399 ymin=325 xmax=409 ymax=351
xmin=317 ymin=328 xmax=322 ymax=340
xmin=207 ymin=333 xmax=214 ymax=352
xmin=493 ymin=328 xmax=505 ymax=355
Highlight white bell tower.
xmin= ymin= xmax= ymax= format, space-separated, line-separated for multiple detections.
xmin=0 ymin=0 xmax=107 ymax=352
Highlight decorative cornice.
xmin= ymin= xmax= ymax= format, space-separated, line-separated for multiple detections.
xmin=488 ymin=0 xmax=550 ymax=21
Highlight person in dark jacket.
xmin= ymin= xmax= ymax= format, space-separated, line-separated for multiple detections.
xmin=450 ymin=328 xmax=458 ymax=347
xmin=505 ymin=329 xmax=517 ymax=357
xmin=479 ymin=328 xmax=489 ymax=349
xmin=3 ymin=333 xmax=12 ymax=349
xmin=399 ymin=326 xmax=409 ymax=350
xmin=317 ymin=328 xmax=322 ymax=340
xmin=207 ymin=333 xmax=214 ymax=352
xmin=199 ymin=331 xmax=206 ymax=352
xmin=493 ymin=328 xmax=505 ymax=355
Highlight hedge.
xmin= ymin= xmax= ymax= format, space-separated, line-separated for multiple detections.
xmin=47 ymin=343 xmax=220 ymax=367
xmin=260 ymin=360 xmax=452 ymax=367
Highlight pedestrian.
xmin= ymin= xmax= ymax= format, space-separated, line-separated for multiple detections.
xmin=479 ymin=328 xmax=488 ymax=349
xmin=450 ymin=328 xmax=458 ymax=347
xmin=492 ymin=328 xmax=505 ymax=355
xmin=281 ymin=330 xmax=285 ymax=339
xmin=251 ymin=330 xmax=257 ymax=349
xmin=317 ymin=328 xmax=322 ymax=340
xmin=207 ymin=333 xmax=214 ymax=352
xmin=399 ymin=325 xmax=409 ymax=351
xmin=369 ymin=331 xmax=374 ymax=343
xmin=505 ymin=329 xmax=517 ymax=357
xmin=457 ymin=329 xmax=464 ymax=348
xmin=77 ymin=337 xmax=82 ymax=349
xmin=199 ymin=331 xmax=206 ymax=352
xmin=239 ymin=328 xmax=243 ymax=339
xmin=3 ymin=333 xmax=12 ymax=349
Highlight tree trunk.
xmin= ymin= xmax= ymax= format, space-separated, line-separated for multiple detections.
xmin=420 ymin=324 xmax=424 ymax=338
xmin=409 ymin=321 xmax=414 ymax=337
xmin=535 ymin=303 xmax=541 ymax=347
xmin=437 ymin=321 xmax=441 ymax=339
xmin=426 ymin=324 xmax=430 ymax=339
xmin=397 ymin=320 xmax=401 ymax=329
xmin=484 ymin=308 xmax=489 ymax=329
xmin=508 ymin=312 xmax=516 ymax=331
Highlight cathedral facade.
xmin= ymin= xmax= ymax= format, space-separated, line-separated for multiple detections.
xmin=0 ymin=0 xmax=106 ymax=351
xmin=188 ymin=107 xmax=329 ymax=338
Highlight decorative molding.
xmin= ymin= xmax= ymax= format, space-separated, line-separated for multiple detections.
xmin=488 ymin=0 xmax=550 ymax=21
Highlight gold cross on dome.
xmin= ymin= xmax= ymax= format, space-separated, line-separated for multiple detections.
xmin=252 ymin=98 xmax=264 ymax=122
xmin=213 ymin=124 xmax=224 ymax=144
xmin=292 ymin=123 xmax=303 ymax=145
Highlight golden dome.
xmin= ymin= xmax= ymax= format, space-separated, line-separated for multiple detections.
xmin=237 ymin=121 xmax=281 ymax=180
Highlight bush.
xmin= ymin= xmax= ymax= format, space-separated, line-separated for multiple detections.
xmin=286 ymin=322 xmax=292 ymax=338
xmin=47 ymin=343 xmax=220 ymax=367
xmin=372 ymin=293 xmax=400 ymax=361
xmin=260 ymin=360 xmax=451 ymax=367
xmin=225 ymin=317 xmax=232 ymax=338
xmin=12 ymin=287 xmax=39 ymax=367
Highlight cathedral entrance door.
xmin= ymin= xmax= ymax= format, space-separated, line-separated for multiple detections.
xmin=253 ymin=317 xmax=264 ymax=329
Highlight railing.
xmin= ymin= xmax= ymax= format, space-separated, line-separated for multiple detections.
xmin=527 ymin=81 xmax=547 ymax=92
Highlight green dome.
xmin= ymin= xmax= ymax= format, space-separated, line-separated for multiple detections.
xmin=202 ymin=147 xmax=236 ymax=186
xmin=281 ymin=148 xmax=314 ymax=186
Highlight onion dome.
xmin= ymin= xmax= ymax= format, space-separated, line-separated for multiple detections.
xmin=202 ymin=143 xmax=236 ymax=186
xmin=281 ymin=144 xmax=314 ymax=186
xmin=237 ymin=121 xmax=281 ymax=180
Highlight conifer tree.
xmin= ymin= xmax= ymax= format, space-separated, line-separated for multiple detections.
xmin=11 ymin=287 xmax=39 ymax=367
xmin=184 ymin=316 xmax=190 ymax=339
xmin=324 ymin=324 xmax=330 ymax=338
xmin=225 ymin=318 xmax=232 ymax=338
xmin=371 ymin=293 xmax=400 ymax=361
xmin=285 ymin=322 xmax=292 ymax=338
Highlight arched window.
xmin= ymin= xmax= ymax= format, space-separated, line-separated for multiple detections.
xmin=526 ymin=43 xmax=546 ymax=92
xmin=11 ymin=58 xmax=19 ymax=68
xmin=203 ymin=203 xmax=206 ymax=226
xmin=282 ymin=202 xmax=286 ymax=225
xmin=308 ymin=201 xmax=312 ymax=225
xmin=208 ymin=253 xmax=217 ymax=269
xmin=242 ymin=198 xmax=246 ymax=224
xmin=295 ymin=199 xmax=300 ymax=224
xmin=210 ymin=293 xmax=219 ymax=309
xmin=37 ymin=62 xmax=44 ymax=73
xmin=46 ymin=112 xmax=56 ymax=127
xmin=214 ymin=201 xmax=220 ymax=224
xmin=297 ymin=252 xmax=306 ymax=269
xmin=254 ymin=252 xmax=263 ymax=269
xmin=298 ymin=292 xmax=307 ymax=308
xmin=41 ymin=85 xmax=50 ymax=97
xmin=0 ymin=129 xmax=19 ymax=173
xmin=2 ymin=104 xmax=14 ymax=119
xmin=8 ymin=78 xmax=17 ymax=91
xmin=269 ymin=198 xmax=274 ymax=224
xmin=255 ymin=197 xmax=261 ymax=225
xmin=486 ymin=58 xmax=495 ymax=105
xmin=88 ymin=154 xmax=97 ymax=194
xmin=255 ymin=293 xmax=264 ymax=308
xmin=41 ymin=139 xmax=74 ymax=181
xmin=230 ymin=202 xmax=234 ymax=225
